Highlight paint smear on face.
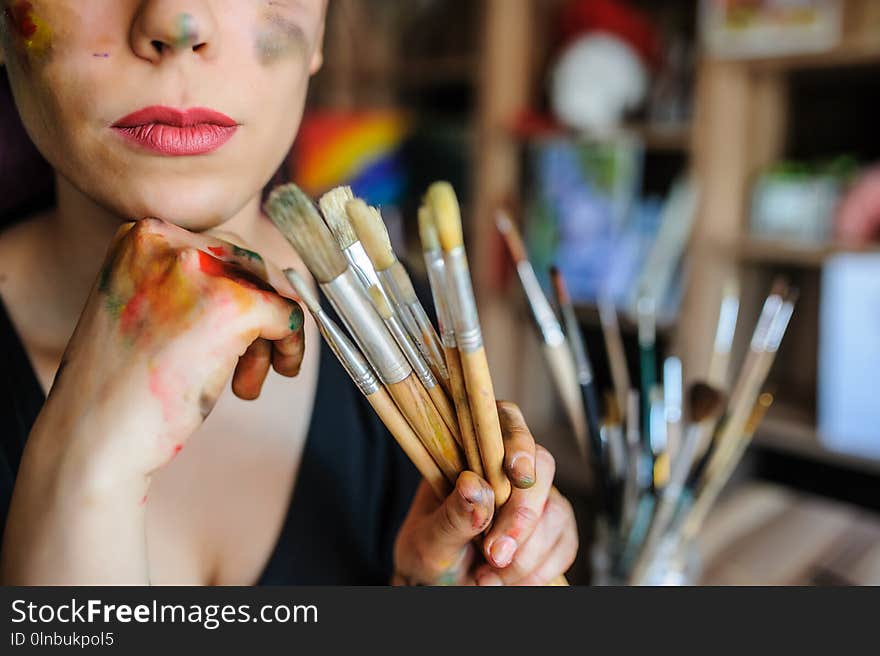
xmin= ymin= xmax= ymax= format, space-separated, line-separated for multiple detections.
xmin=175 ymin=12 xmax=197 ymax=48
xmin=255 ymin=9 xmax=308 ymax=65
xmin=4 ymin=1 xmax=52 ymax=55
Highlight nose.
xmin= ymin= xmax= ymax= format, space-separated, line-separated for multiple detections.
xmin=130 ymin=0 xmax=218 ymax=62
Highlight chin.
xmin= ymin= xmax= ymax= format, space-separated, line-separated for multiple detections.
xmin=101 ymin=175 xmax=259 ymax=232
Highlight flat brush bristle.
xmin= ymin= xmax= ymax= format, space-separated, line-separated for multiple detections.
xmin=688 ymin=382 xmax=725 ymax=423
xmin=346 ymin=199 xmax=396 ymax=271
xmin=418 ymin=205 xmax=440 ymax=252
xmin=497 ymin=210 xmax=528 ymax=264
xmin=284 ymin=269 xmax=321 ymax=315
xmin=264 ymin=183 xmax=347 ymax=284
xmin=549 ymin=266 xmax=571 ymax=307
xmin=319 ymin=186 xmax=358 ymax=250
xmin=426 ymin=181 xmax=463 ymax=252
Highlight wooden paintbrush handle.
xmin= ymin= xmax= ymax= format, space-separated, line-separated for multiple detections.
xmin=459 ymin=346 xmax=511 ymax=507
xmin=445 ymin=346 xmax=483 ymax=477
xmin=387 ymin=375 xmax=464 ymax=483
xmin=542 ymin=342 xmax=589 ymax=457
xmin=426 ymin=383 xmax=462 ymax=447
xmin=367 ymin=388 xmax=450 ymax=500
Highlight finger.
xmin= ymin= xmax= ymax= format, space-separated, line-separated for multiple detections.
xmin=483 ymin=445 xmax=555 ymax=569
xmin=498 ymin=401 xmax=537 ymax=488
xmin=232 ymin=338 xmax=272 ymax=400
xmin=477 ymin=488 xmax=575 ymax=585
xmin=403 ymin=472 xmax=494 ymax=582
xmin=514 ymin=521 xmax=578 ymax=586
xmin=272 ymin=323 xmax=305 ymax=377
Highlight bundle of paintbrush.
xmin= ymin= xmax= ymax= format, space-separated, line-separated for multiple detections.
xmin=265 ymin=181 xmax=567 ymax=585
xmin=622 ymin=280 xmax=796 ymax=585
xmin=494 ymin=214 xmax=795 ymax=584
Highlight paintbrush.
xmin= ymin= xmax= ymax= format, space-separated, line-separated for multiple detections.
xmin=682 ymin=392 xmax=775 ymax=541
xmin=637 ymin=294 xmax=658 ymax=460
xmin=427 ymin=181 xmax=511 ymax=507
xmin=548 ymin=265 xmax=602 ymax=460
xmin=318 ymin=186 xmax=382 ymax=290
xmin=265 ymin=184 xmax=463 ymax=482
xmin=598 ymin=295 xmax=632 ymax=440
xmin=620 ymin=389 xmax=642 ymax=537
xmin=629 ymin=382 xmax=725 ymax=584
xmin=662 ymin=356 xmax=683 ymax=468
xmin=707 ymin=277 xmax=740 ymax=390
xmin=496 ymin=212 xmax=589 ymax=455
xmin=285 ymin=269 xmax=449 ymax=499
xmin=345 ymin=198 xmax=449 ymax=390
xmin=419 ymin=204 xmax=483 ymax=477
xmin=685 ymin=291 xmax=795 ymax=537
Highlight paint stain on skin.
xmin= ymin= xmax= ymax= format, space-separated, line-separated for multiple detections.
xmin=173 ymin=444 xmax=183 ymax=456
xmin=93 ymin=52 xmax=110 ymax=58
xmin=140 ymin=495 xmax=148 ymax=506
xmin=255 ymin=9 xmax=308 ymax=66
xmin=175 ymin=12 xmax=197 ymax=48
xmin=289 ymin=305 xmax=304 ymax=332
xmin=4 ymin=1 xmax=52 ymax=55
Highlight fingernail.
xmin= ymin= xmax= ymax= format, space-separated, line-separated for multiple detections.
xmin=488 ymin=536 xmax=517 ymax=567
xmin=510 ymin=453 xmax=535 ymax=488
xmin=289 ymin=304 xmax=304 ymax=332
xmin=477 ymin=571 xmax=504 ymax=586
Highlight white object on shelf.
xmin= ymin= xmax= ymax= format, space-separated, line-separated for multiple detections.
xmin=550 ymin=34 xmax=648 ymax=134
xmin=818 ymin=254 xmax=880 ymax=460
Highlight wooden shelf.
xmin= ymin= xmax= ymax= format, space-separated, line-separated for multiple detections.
xmin=754 ymin=402 xmax=880 ymax=474
xmin=511 ymin=118 xmax=692 ymax=152
xmin=736 ymin=237 xmax=880 ymax=267
xmin=732 ymin=43 xmax=880 ymax=73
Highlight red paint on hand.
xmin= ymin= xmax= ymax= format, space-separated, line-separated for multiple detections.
xmin=207 ymin=246 xmax=227 ymax=258
xmin=5 ymin=1 xmax=37 ymax=39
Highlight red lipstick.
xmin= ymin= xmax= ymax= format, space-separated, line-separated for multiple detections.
xmin=112 ymin=106 xmax=239 ymax=156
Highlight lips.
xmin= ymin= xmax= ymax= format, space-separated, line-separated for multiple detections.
xmin=112 ymin=106 xmax=239 ymax=156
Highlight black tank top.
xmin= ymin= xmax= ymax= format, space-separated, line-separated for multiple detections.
xmin=0 ymin=297 xmax=420 ymax=584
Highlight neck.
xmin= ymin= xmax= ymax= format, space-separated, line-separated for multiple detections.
xmin=41 ymin=174 xmax=264 ymax=346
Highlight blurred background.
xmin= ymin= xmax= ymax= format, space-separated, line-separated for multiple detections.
xmin=298 ymin=0 xmax=880 ymax=585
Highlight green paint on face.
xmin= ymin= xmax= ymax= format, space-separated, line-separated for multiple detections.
xmin=289 ymin=305 xmax=304 ymax=332
xmin=175 ymin=13 xmax=196 ymax=48
xmin=255 ymin=12 xmax=307 ymax=65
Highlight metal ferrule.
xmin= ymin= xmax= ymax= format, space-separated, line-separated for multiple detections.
xmin=316 ymin=314 xmax=380 ymax=396
xmin=714 ymin=295 xmax=740 ymax=354
xmin=377 ymin=268 xmax=418 ymax=336
xmin=423 ymin=248 xmax=456 ymax=348
xmin=516 ymin=262 xmax=565 ymax=347
xmin=386 ymin=313 xmax=437 ymax=389
xmin=322 ymin=269 xmax=411 ymax=385
xmin=411 ymin=305 xmax=449 ymax=380
xmin=766 ymin=300 xmax=794 ymax=352
xmin=444 ymin=247 xmax=483 ymax=354
xmin=344 ymin=242 xmax=382 ymax=290
xmin=751 ymin=293 xmax=783 ymax=351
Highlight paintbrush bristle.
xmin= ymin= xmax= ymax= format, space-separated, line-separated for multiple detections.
xmin=368 ymin=285 xmax=394 ymax=321
xmin=496 ymin=210 xmax=528 ymax=264
xmin=426 ymin=182 xmax=463 ymax=252
xmin=264 ymin=184 xmax=347 ymax=284
xmin=346 ymin=199 xmax=396 ymax=271
xmin=418 ymin=205 xmax=440 ymax=253
xmin=390 ymin=262 xmax=418 ymax=305
xmin=283 ymin=269 xmax=321 ymax=315
xmin=319 ymin=186 xmax=358 ymax=250
xmin=688 ymin=382 xmax=725 ymax=424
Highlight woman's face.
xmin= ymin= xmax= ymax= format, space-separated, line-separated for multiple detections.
xmin=0 ymin=0 xmax=326 ymax=230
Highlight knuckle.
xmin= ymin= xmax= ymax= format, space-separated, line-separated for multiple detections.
xmin=535 ymin=446 xmax=555 ymax=473
xmin=512 ymin=504 xmax=540 ymax=529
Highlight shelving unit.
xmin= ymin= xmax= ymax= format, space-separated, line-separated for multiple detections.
xmin=676 ymin=0 xmax=880 ymax=473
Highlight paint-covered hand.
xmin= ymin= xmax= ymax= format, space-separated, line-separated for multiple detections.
xmin=392 ymin=402 xmax=578 ymax=586
xmin=39 ymin=217 xmax=305 ymax=478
